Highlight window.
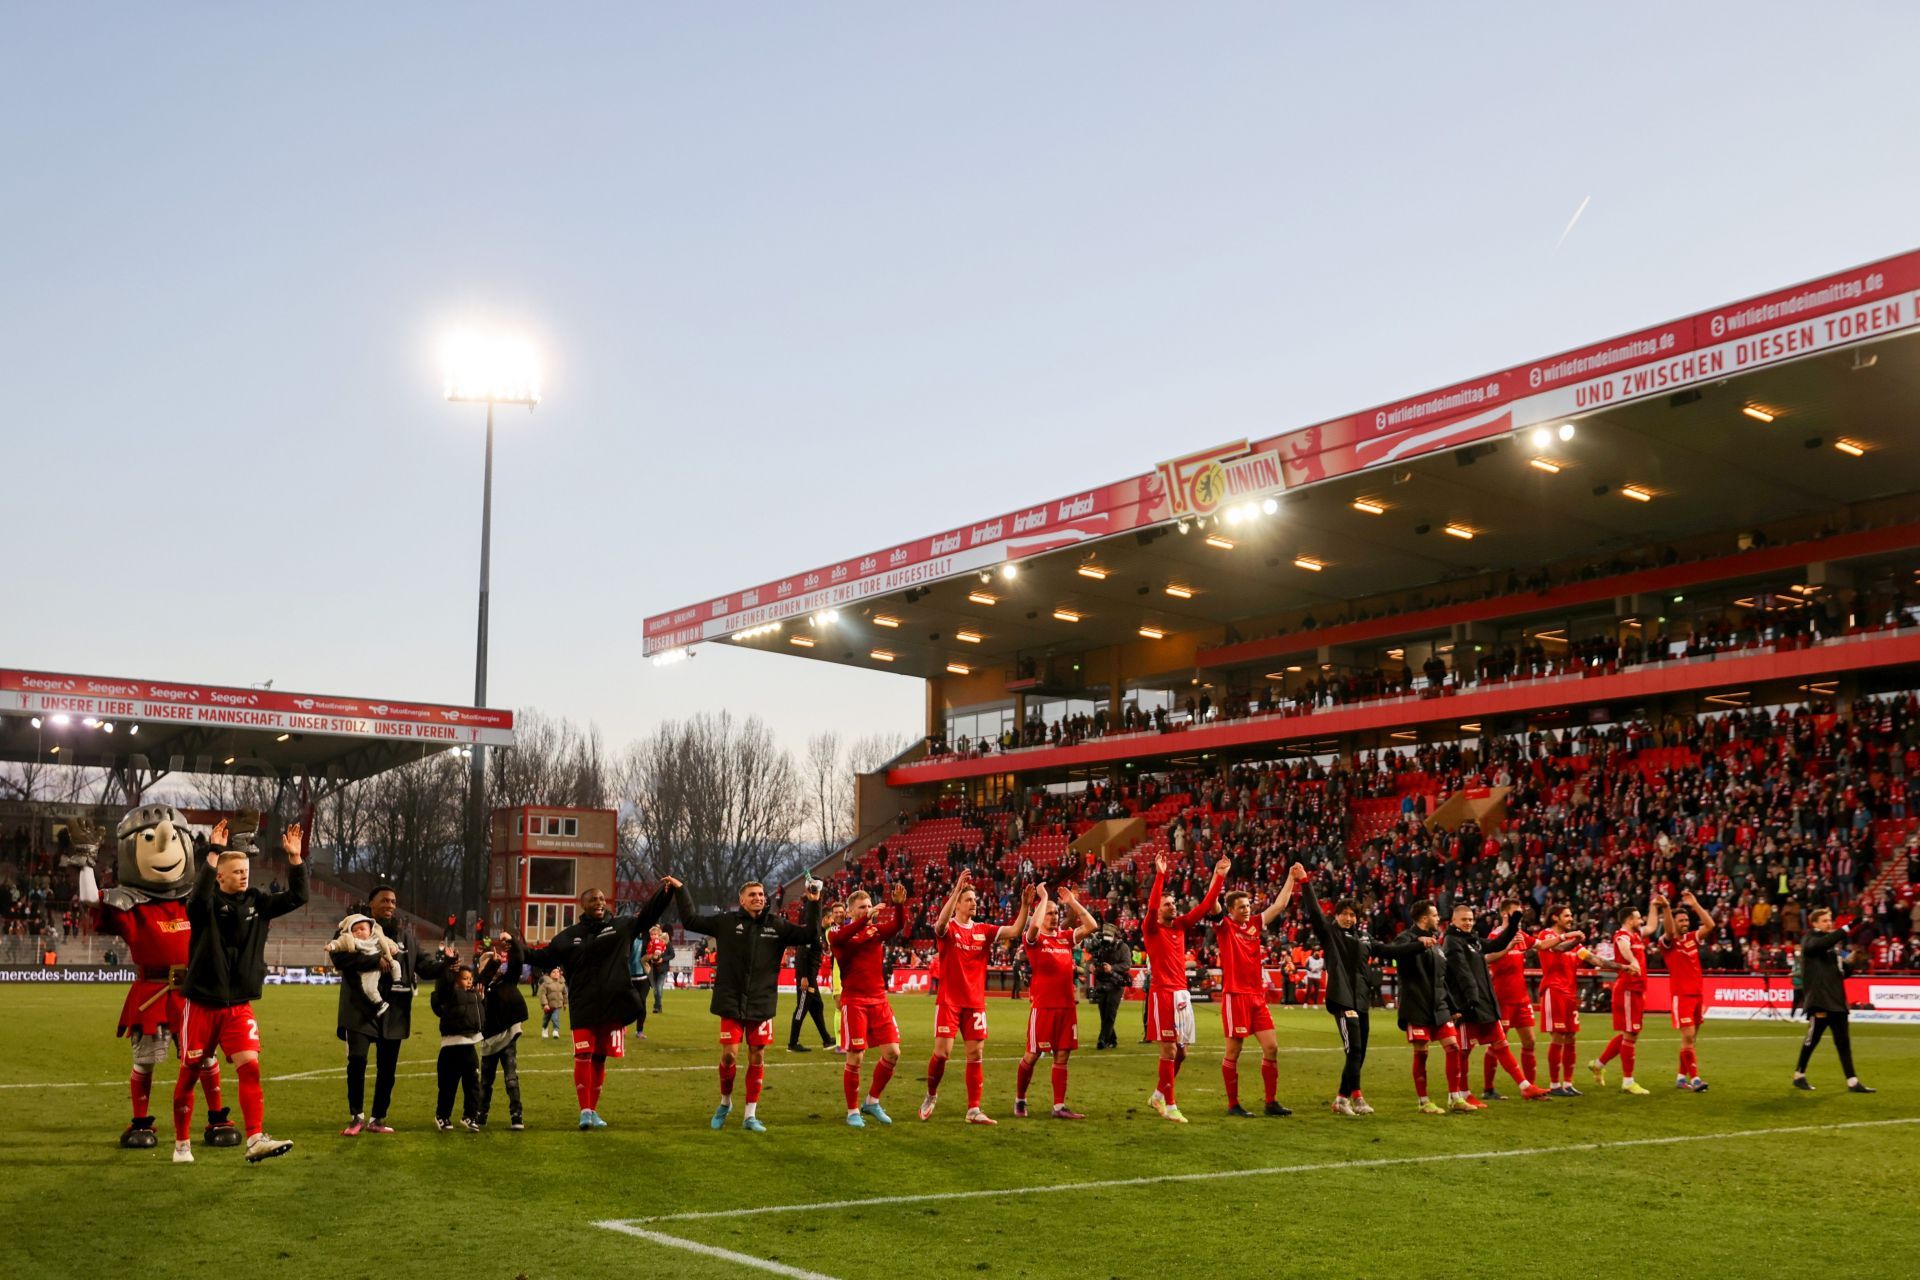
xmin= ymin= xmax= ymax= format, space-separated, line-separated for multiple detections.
xmin=546 ymin=817 xmax=562 ymax=836
xmin=543 ymin=903 xmax=557 ymax=930
xmin=528 ymin=857 xmax=576 ymax=897
xmin=562 ymin=904 xmax=576 ymax=928
xmin=563 ymin=817 xmax=578 ymax=837
xmin=526 ymin=904 xmax=538 ymax=930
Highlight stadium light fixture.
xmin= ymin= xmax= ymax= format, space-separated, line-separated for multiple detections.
xmin=51 ymin=714 xmax=70 ymax=726
xmin=1137 ymin=626 xmax=1165 ymax=639
xmin=1386 ymin=648 xmax=1404 ymax=659
xmin=1443 ymin=523 xmax=1475 ymax=540
xmin=1351 ymin=498 xmax=1387 ymax=515
xmin=101 ymin=723 xmax=114 ymax=733
xmin=1225 ymin=506 xmax=1244 ymax=526
xmin=945 ymin=663 xmax=971 ymax=676
xmin=1204 ymin=534 xmax=1235 ymax=550
xmin=1558 ymin=423 xmax=1575 ymax=442
xmin=29 ymin=717 xmax=41 ymax=729
xmin=955 ymin=630 xmax=984 ymax=644
xmin=276 ymin=733 xmax=291 ymax=742
xmin=651 ymin=648 xmax=690 ymax=667
xmin=873 ymin=615 xmax=900 ymax=628
xmin=1164 ymin=584 xmax=1194 ymax=599
xmin=1742 ymin=405 xmax=1776 ymax=423
xmin=1261 ymin=497 xmax=1279 ymax=515
xmin=1076 ymin=565 xmax=1109 ymax=580
xmin=82 ymin=717 xmax=99 ymax=728
xmin=1530 ymin=427 xmax=1553 ymax=450
xmin=1052 ymin=609 xmax=1082 ymax=623
xmin=1620 ymin=485 xmax=1654 ymax=502
xmin=967 ymin=590 xmax=998 ymax=606
xmin=1834 ymin=438 xmax=1867 ymax=457
xmin=1390 ymin=731 xmax=1417 ymax=741
xmin=869 ymin=649 xmax=896 ymax=663
xmin=1529 ymin=457 xmax=1563 ymax=474
xmin=222 ymin=756 xmax=236 ymax=766
xmin=128 ymin=724 xmax=138 ymax=735
xmin=789 ymin=634 xmax=815 ymax=648
xmin=1286 ymin=664 xmax=1303 ymax=672
xmin=1460 ymin=722 xmax=1482 ymax=732
xmin=444 ymin=335 xmax=541 ymax=406
xmin=49 ymin=745 xmax=59 ymax=756
xmin=1293 ymin=556 xmax=1325 ymax=572
xmin=1000 ymin=563 xmax=1019 ymax=580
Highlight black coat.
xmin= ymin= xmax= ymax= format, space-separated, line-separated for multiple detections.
xmin=791 ymin=931 xmax=824 ymax=990
xmin=429 ymin=973 xmax=485 ymax=1038
xmin=333 ymin=914 xmax=450 ymax=1041
xmin=1382 ymin=926 xmax=1451 ymax=1030
xmin=523 ymin=888 xmax=673 ymax=1030
xmin=675 ymin=889 xmax=820 ymax=1024
xmin=1801 ymin=927 xmax=1851 ymax=1014
xmin=1443 ymin=914 xmax=1521 ymax=1024
xmin=1300 ymin=885 xmax=1374 ymax=1012
xmin=478 ymin=936 xmax=529 ymax=1036
xmin=183 ymin=860 xmax=309 ymax=1008
xmin=1085 ymin=933 xmax=1131 ymax=994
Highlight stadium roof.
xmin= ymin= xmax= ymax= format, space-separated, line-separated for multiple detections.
xmin=646 ymin=246 xmax=1920 ymax=678
xmin=0 ymin=668 xmax=514 ymax=785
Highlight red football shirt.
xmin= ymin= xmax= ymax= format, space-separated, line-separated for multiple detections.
xmin=1143 ymin=867 xmax=1223 ymax=994
xmin=1612 ymin=930 xmax=1648 ymax=993
xmin=1534 ymin=929 xmax=1588 ymax=997
xmin=1216 ymin=915 xmax=1267 ymax=996
xmin=828 ymin=908 xmax=901 ymax=1003
xmin=936 ymin=918 xmax=996 ymax=1008
xmin=1661 ymin=932 xmax=1704 ymax=997
xmin=1489 ymin=928 xmax=1532 ymax=1009
xmin=1023 ymin=928 xmax=1078 ymax=1009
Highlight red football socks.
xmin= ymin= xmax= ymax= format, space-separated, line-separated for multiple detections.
xmin=1444 ymin=1044 xmax=1467 ymax=1093
xmin=1547 ymin=1043 xmax=1564 ymax=1084
xmin=1050 ymin=1064 xmax=1068 ymax=1107
xmin=1620 ymin=1042 xmax=1636 ymax=1077
xmin=129 ymin=1068 xmax=151 ymax=1118
xmin=1493 ymin=1043 xmax=1525 ymax=1085
xmin=1016 ymin=1058 xmax=1036 ymax=1102
xmin=1521 ymin=1047 xmax=1537 ymax=1084
xmin=1598 ymin=1034 xmax=1623 ymax=1065
xmin=964 ymin=1060 xmax=983 ymax=1110
xmin=1679 ymin=1047 xmax=1697 ymax=1077
xmin=1260 ymin=1059 xmax=1278 ymax=1105
xmin=200 ymin=1058 xmax=223 ymax=1110
xmin=843 ymin=1064 xmax=861 ymax=1111
xmin=1157 ymin=1057 xmax=1178 ymax=1103
xmin=170 ymin=1063 xmax=200 ymax=1141
xmin=1222 ymin=1062 xmax=1240 ymax=1108
xmin=574 ymin=1057 xmax=595 ymax=1110
xmin=591 ymin=1057 xmax=607 ymax=1109
xmin=745 ymin=1064 xmax=764 ymax=1104
xmin=869 ymin=1057 xmax=894 ymax=1100
xmin=926 ymin=1054 xmax=946 ymax=1095
xmin=235 ymin=1059 xmax=264 ymax=1137
xmin=1412 ymin=1053 xmax=1429 ymax=1098
xmin=717 ymin=1060 xmax=736 ymax=1103
xmin=1482 ymin=1052 xmax=1498 ymax=1091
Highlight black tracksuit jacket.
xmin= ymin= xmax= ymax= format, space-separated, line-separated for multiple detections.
xmin=1383 ymin=926 xmax=1452 ymax=1030
xmin=183 ymin=859 xmax=309 ymax=1007
xmin=1300 ymin=885 xmax=1375 ymax=1011
xmin=1442 ymin=914 xmax=1522 ymax=1024
xmin=522 ymin=888 xmax=673 ymax=1030
xmin=676 ymin=889 xmax=821 ymax=1024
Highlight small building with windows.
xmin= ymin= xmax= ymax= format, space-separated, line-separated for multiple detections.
xmin=487 ymin=806 xmax=618 ymax=942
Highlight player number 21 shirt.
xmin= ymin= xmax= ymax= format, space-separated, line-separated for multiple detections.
xmin=937 ymin=919 xmax=995 ymax=1008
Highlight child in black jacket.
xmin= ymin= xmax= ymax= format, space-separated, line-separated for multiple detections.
xmin=430 ymin=963 xmax=485 ymax=1131
xmin=475 ymin=932 xmax=529 ymax=1129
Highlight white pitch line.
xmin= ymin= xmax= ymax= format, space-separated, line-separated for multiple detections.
xmin=608 ymin=1116 xmax=1920 ymax=1225
xmin=595 ymin=1223 xmax=844 ymax=1280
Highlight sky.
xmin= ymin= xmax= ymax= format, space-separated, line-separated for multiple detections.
xmin=5 ymin=3 xmax=1919 ymax=759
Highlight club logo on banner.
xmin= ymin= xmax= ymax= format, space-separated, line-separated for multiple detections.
xmin=1156 ymin=440 xmax=1286 ymax=519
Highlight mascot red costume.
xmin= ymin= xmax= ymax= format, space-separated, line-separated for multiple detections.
xmin=76 ymin=805 xmax=240 ymax=1149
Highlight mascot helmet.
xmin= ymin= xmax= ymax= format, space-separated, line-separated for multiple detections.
xmin=113 ymin=804 xmax=197 ymax=899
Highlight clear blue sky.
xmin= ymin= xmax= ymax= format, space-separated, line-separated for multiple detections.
xmin=5 ymin=3 xmax=1918 ymax=756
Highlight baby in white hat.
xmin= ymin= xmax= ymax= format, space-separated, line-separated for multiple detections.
xmin=330 ymin=914 xmax=399 ymax=1020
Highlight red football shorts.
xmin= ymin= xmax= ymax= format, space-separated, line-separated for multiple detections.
xmin=719 ymin=1017 xmax=775 ymax=1048
xmin=839 ymin=999 xmax=900 ymax=1052
xmin=179 ymin=1000 xmax=261 ymax=1061
xmin=1453 ymin=1019 xmax=1508 ymax=1048
xmin=1612 ymin=989 xmax=1644 ymax=1034
xmin=1498 ymin=998 xmax=1535 ymax=1030
xmin=936 ymin=1003 xmax=989 ymax=1042
xmin=1404 ymin=1022 xmax=1458 ymax=1047
xmin=1539 ymin=989 xmax=1580 ymax=1035
xmin=1219 ymin=991 xmax=1274 ymax=1039
xmin=572 ymin=1024 xmax=626 ymax=1058
xmin=1026 ymin=1005 xmax=1078 ymax=1054
xmin=1670 ymin=993 xmax=1704 ymax=1029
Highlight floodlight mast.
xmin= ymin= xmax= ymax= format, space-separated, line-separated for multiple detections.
xmin=445 ymin=337 xmax=540 ymax=931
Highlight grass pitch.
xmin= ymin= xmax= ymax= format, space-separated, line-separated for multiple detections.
xmin=0 ymin=986 xmax=1913 ymax=1279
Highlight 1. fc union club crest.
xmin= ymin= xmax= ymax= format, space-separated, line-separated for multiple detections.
xmin=1155 ymin=440 xmax=1286 ymax=519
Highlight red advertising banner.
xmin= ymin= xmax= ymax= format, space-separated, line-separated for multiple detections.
xmin=0 ymin=669 xmax=515 ymax=747
xmin=645 ymin=245 xmax=1920 ymax=655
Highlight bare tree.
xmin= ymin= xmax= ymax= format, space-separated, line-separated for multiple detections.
xmin=803 ymin=730 xmax=846 ymax=855
xmin=488 ymin=709 xmax=611 ymax=811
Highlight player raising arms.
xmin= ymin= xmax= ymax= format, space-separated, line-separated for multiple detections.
xmin=1014 ymin=884 xmax=1098 ymax=1119
xmin=1442 ymin=900 xmax=1551 ymax=1109
xmin=1215 ymin=866 xmax=1301 ymax=1118
xmin=1591 ymin=890 xmax=1661 ymax=1096
xmin=1658 ymin=890 xmax=1717 ymax=1091
xmin=1482 ymin=898 xmax=1540 ymax=1102
xmin=1531 ymin=904 xmax=1620 ymax=1095
xmin=830 ymin=884 xmax=909 ymax=1127
xmin=1295 ymin=864 xmax=1383 ymax=1115
xmin=171 ymin=818 xmax=308 ymax=1164
xmin=921 ymin=871 xmax=1032 ymax=1125
xmin=1142 ymin=854 xmax=1228 ymax=1123
xmin=1376 ymin=900 xmax=1450 ymax=1114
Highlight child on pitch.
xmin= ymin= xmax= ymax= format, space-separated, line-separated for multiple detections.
xmin=430 ymin=962 xmax=486 ymax=1131
xmin=329 ymin=913 xmax=399 ymax=1023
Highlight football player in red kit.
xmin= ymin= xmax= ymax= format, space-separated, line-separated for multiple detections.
xmin=1215 ymin=869 xmax=1300 ymax=1118
xmin=830 ymin=884 xmax=910 ymax=1127
xmin=1592 ymin=891 xmax=1661 ymax=1096
xmin=1014 ymin=884 xmax=1098 ymax=1119
xmin=1481 ymin=899 xmax=1538 ymax=1101
xmin=1658 ymin=890 xmax=1717 ymax=1091
xmin=921 ymin=871 xmax=1032 ymax=1124
xmin=1143 ymin=854 xmax=1228 ymax=1123
xmin=1532 ymin=903 xmax=1621 ymax=1095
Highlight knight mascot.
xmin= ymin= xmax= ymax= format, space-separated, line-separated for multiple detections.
xmin=75 ymin=805 xmax=241 ymax=1149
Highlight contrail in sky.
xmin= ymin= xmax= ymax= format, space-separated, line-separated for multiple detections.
xmin=1555 ymin=195 xmax=1592 ymax=252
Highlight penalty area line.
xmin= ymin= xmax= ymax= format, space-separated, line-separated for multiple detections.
xmin=607 ymin=1116 xmax=1920 ymax=1225
xmin=593 ymin=1222 xmax=843 ymax=1279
